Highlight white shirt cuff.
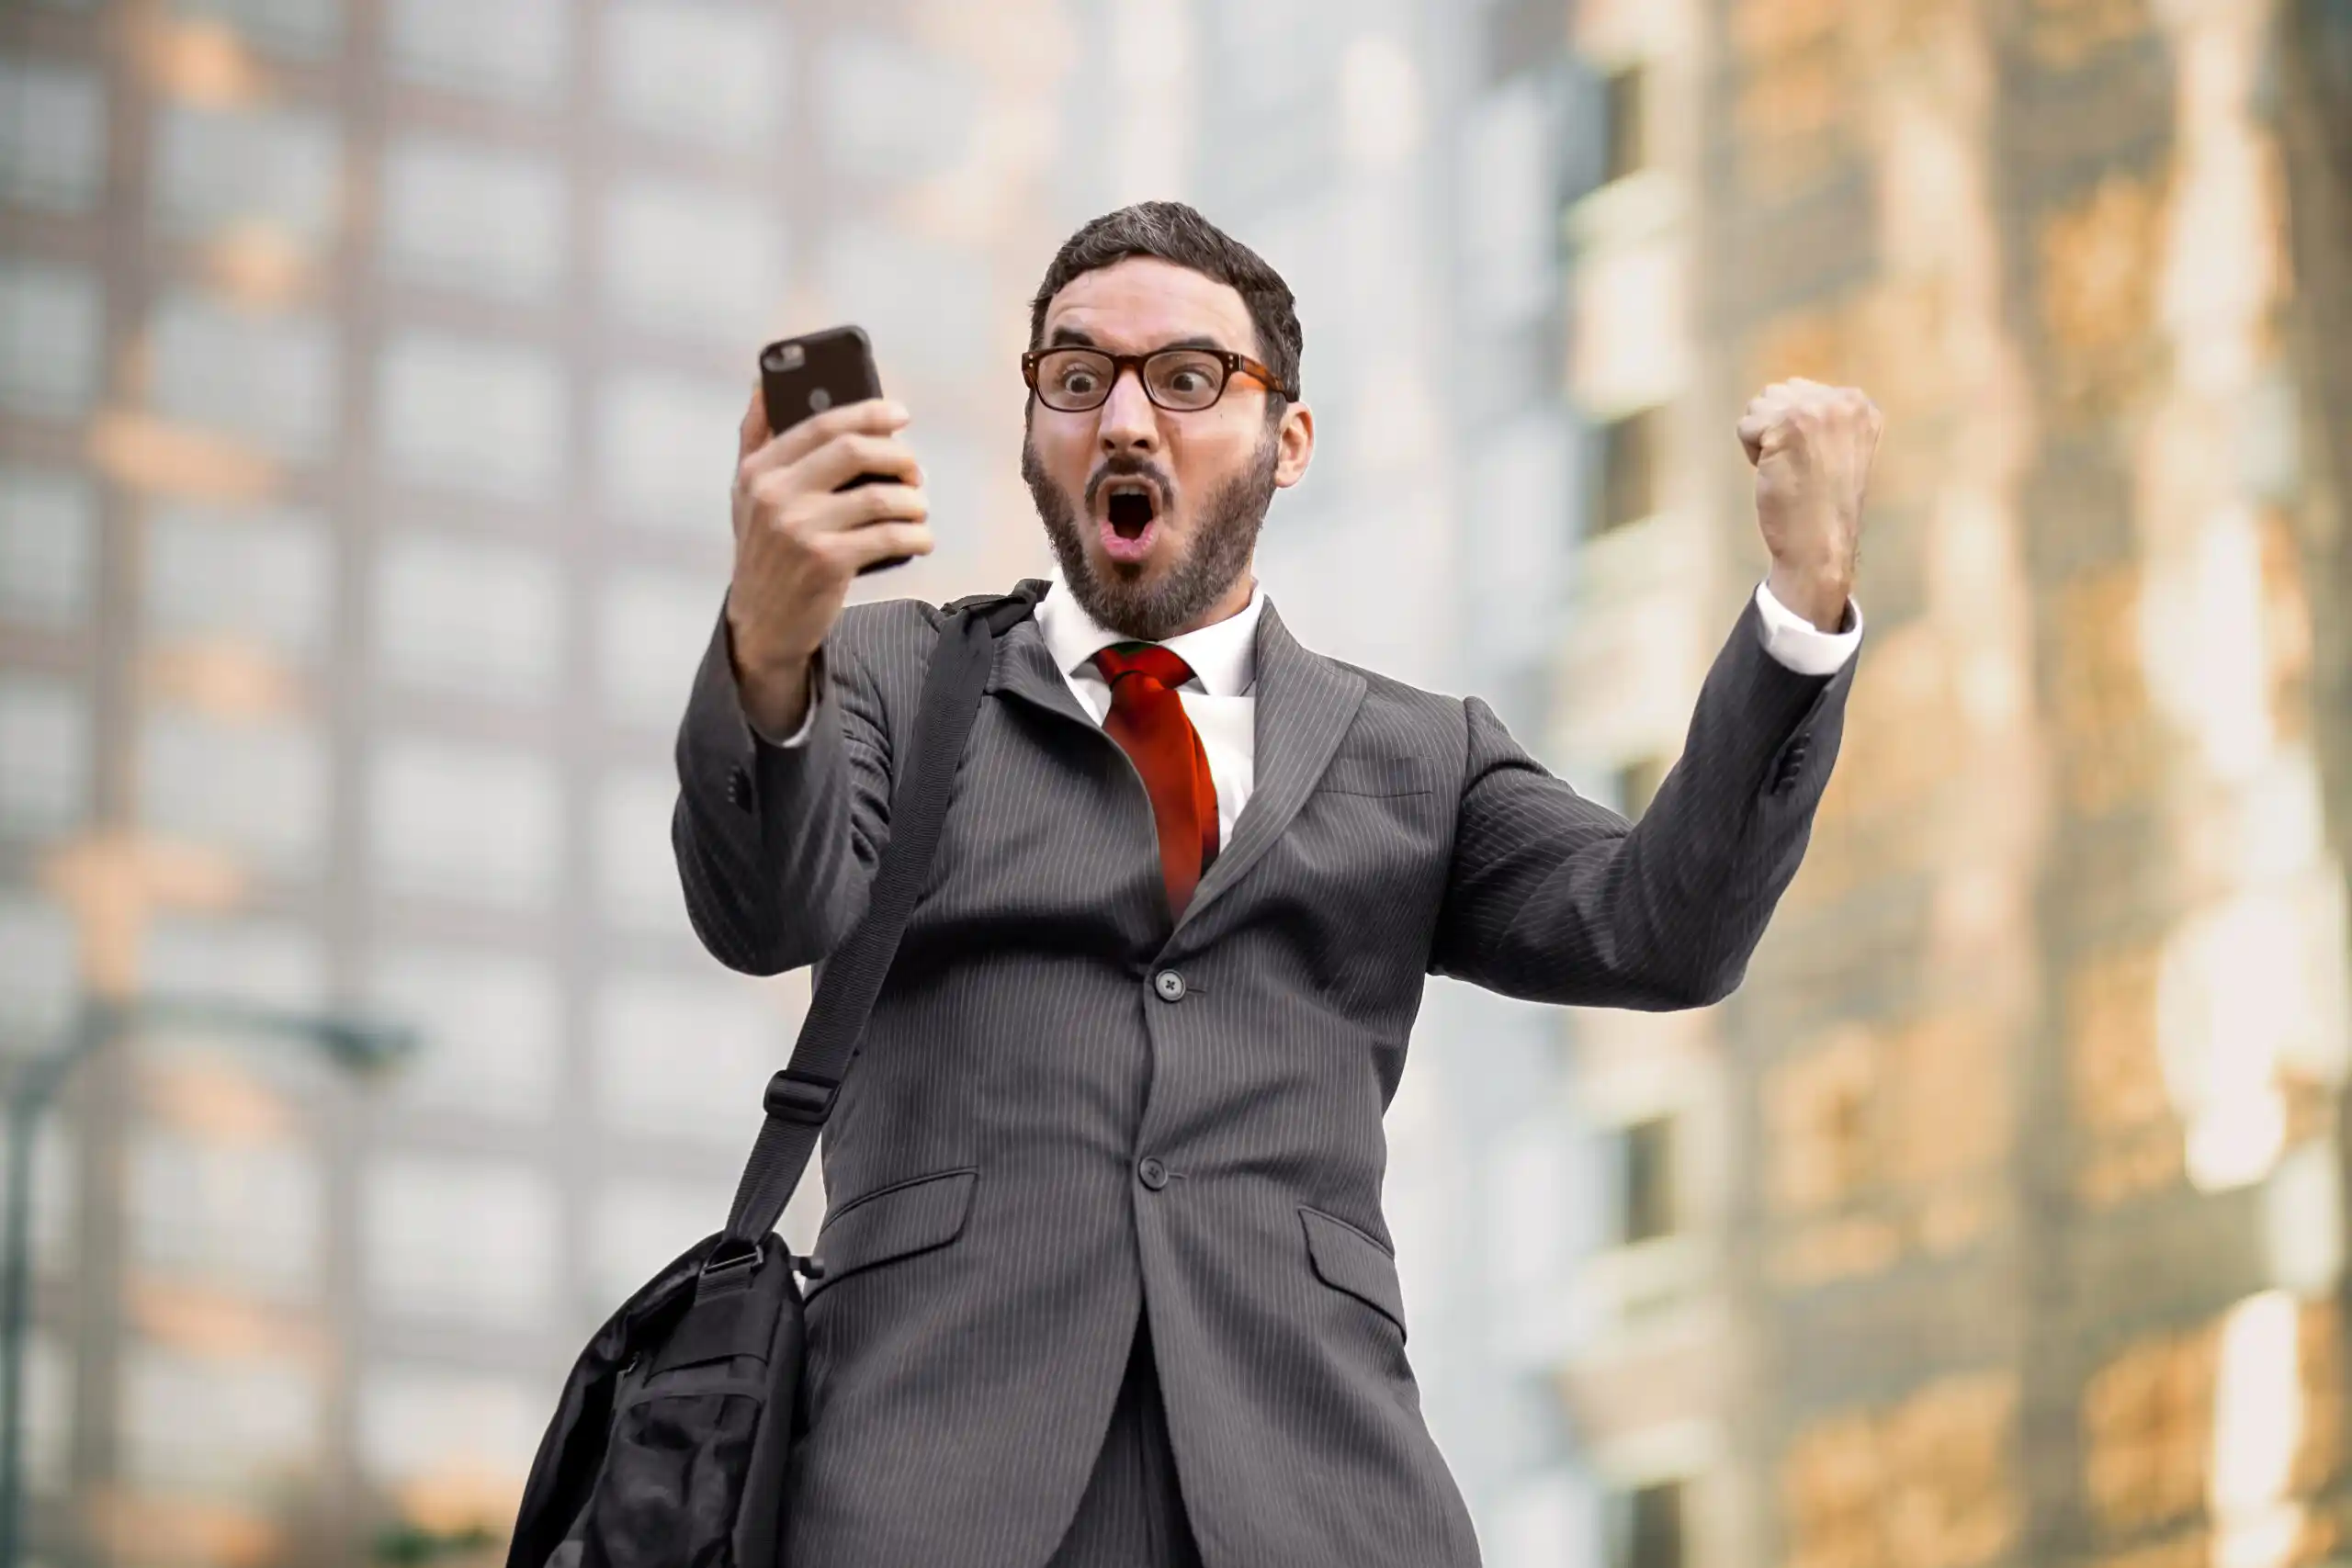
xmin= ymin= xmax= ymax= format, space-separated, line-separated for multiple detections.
xmin=1753 ymin=580 xmax=1863 ymax=676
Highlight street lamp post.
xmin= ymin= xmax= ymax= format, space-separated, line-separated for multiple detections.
xmin=0 ymin=994 xmax=413 ymax=1568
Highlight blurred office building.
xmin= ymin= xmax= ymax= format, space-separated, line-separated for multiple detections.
xmin=1554 ymin=1 xmax=2352 ymax=1566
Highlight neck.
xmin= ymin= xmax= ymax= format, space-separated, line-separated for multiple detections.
xmin=1158 ymin=570 xmax=1255 ymax=640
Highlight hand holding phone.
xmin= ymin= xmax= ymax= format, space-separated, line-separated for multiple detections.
xmin=726 ymin=326 xmax=933 ymax=736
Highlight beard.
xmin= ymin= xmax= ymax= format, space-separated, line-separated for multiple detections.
xmin=1022 ymin=423 xmax=1279 ymax=643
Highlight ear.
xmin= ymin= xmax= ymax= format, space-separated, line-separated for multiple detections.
xmin=1272 ymin=400 xmax=1315 ymax=489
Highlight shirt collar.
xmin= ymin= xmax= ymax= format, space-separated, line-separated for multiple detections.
xmin=1035 ymin=567 xmax=1263 ymax=697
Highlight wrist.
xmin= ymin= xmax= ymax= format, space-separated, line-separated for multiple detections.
xmin=1766 ymin=562 xmax=1853 ymax=633
xmin=723 ymin=613 xmax=815 ymax=736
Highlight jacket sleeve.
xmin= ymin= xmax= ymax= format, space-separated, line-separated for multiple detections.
xmin=1429 ymin=595 xmax=1857 ymax=1010
xmin=671 ymin=594 xmax=895 ymax=976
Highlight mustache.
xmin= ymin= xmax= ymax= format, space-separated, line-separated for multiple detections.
xmin=1083 ymin=455 xmax=1172 ymax=513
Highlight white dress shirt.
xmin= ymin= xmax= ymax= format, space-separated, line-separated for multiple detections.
xmin=760 ymin=573 xmax=1864 ymax=834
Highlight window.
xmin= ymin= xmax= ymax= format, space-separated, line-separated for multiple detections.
xmin=152 ymin=289 xmax=337 ymax=459
xmin=0 ymin=60 xmax=106 ymax=211
xmin=1598 ymin=406 xmax=1662 ymax=534
xmin=364 ymin=1154 xmax=557 ymax=1328
xmin=594 ymin=971 xmax=785 ymax=1144
xmin=121 ymin=1346 xmax=321 ymax=1500
xmin=369 ymin=738 xmax=560 ymax=908
xmin=0 ymin=261 xmax=101 ymax=420
xmin=818 ymin=224 xmax=990 ymax=383
xmin=174 ymin=0 xmax=344 ymax=61
xmin=358 ymin=1365 xmax=542 ymax=1498
xmin=379 ymin=134 xmax=566 ymax=301
xmin=602 ymin=1 xmax=786 ymax=147
xmin=373 ymin=532 xmax=561 ymax=701
xmin=595 ymin=768 xmax=687 ymax=934
xmin=0 ymin=467 xmax=96 ymax=626
xmin=129 ymin=1126 xmax=323 ymax=1300
xmin=1613 ymin=1115 xmax=1678 ymax=1246
xmin=379 ymin=333 xmax=564 ymax=500
xmin=388 ymin=0 xmax=569 ymax=104
xmin=595 ymin=370 xmax=739 ymax=531
xmin=1602 ymin=66 xmax=1648 ymax=185
xmin=138 ymin=706 xmax=330 ymax=879
xmin=1609 ymin=1480 xmax=1686 ymax=1568
xmin=600 ymin=182 xmax=785 ymax=343
xmin=592 ymin=1177 xmax=735 ymax=1303
xmin=0 ymin=1098 xmax=75 ymax=1278
xmin=0 ymin=893 xmax=77 ymax=1044
xmin=141 ymin=913 xmax=326 ymax=1008
xmin=0 ymin=676 xmax=90 ymax=840
xmin=366 ymin=945 xmax=558 ymax=1121
xmin=598 ymin=570 xmax=719 ymax=728
xmin=144 ymin=502 xmax=331 ymax=660
xmin=1459 ymin=81 xmax=1555 ymax=330
xmin=152 ymin=102 xmax=341 ymax=250
xmin=812 ymin=33 xmax=974 ymax=181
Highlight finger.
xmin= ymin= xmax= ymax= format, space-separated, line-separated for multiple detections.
xmin=800 ymin=482 xmax=929 ymax=535
xmin=795 ymin=432 xmax=923 ymax=494
xmin=740 ymin=380 xmax=771 ymax=460
xmin=1736 ymin=411 xmax=1772 ymax=463
xmin=758 ymin=398 xmax=910 ymax=470
xmin=831 ymin=520 xmax=936 ymax=570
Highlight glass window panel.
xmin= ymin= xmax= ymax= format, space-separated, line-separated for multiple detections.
xmin=0 ymin=1108 xmax=75 ymax=1282
xmin=0 ymin=59 xmax=106 ymax=211
xmin=373 ymin=533 xmax=560 ymax=701
xmin=138 ymin=706 xmax=329 ymax=879
xmin=365 ymin=945 xmax=557 ymax=1121
xmin=0 ymin=676 xmax=90 ymax=840
xmin=152 ymin=102 xmax=341 ymax=249
xmin=379 ymin=135 xmax=566 ymax=300
xmin=369 ymin=738 xmax=560 ymax=908
xmin=128 ymin=1126 xmax=322 ymax=1300
xmin=818 ymin=224 xmax=989 ymax=383
xmin=591 ymin=1177 xmax=732 ymax=1304
xmin=0 ymin=467 xmax=96 ymax=626
xmin=594 ymin=768 xmax=686 ymax=935
xmin=388 ymin=0 xmax=568 ymax=104
xmin=121 ymin=1346 xmax=321 ymax=1499
xmin=1615 ymin=1116 xmax=1677 ymax=1245
xmin=144 ymin=502 xmax=331 ymax=660
xmin=26 ymin=1335 xmax=70 ymax=1497
xmin=0 ymin=261 xmax=101 ymax=420
xmin=141 ymin=913 xmax=326 ymax=1007
xmin=1600 ymin=406 xmax=1661 ymax=534
xmin=813 ymin=33 xmax=975 ymax=181
xmin=598 ymin=570 xmax=718 ymax=728
xmin=1460 ymin=80 xmax=1555 ymax=330
xmin=363 ymin=1154 xmax=556 ymax=1328
xmin=379 ymin=333 xmax=564 ymax=500
xmin=600 ymin=182 xmax=784 ymax=342
xmin=0 ymin=892 xmax=77 ymax=1046
xmin=602 ymin=1 xmax=786 ymax=146
xmin=593 ymin=971 xmax=782 ymax=1144
xmin=596 ymin=370 xmax=737 ymax=532
xmin=152 ymin=290 xmax=336 ymax=459
xmin=174 ymin=0 xmax=344 ymax=60
xmin=1603 ymin=66 xmax=1648 ymax=185
xmin=358 ymin=1364 xmax=541 ymax=1494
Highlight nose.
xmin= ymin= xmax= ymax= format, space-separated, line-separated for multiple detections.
xmin=1096 ymin=367 xmax=1159 ymax=457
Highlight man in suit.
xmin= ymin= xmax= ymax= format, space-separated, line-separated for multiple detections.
xmin=674 ymin=202 xmax=1875 ymax=1568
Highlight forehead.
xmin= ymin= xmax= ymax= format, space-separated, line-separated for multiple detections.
xmin=1041 ymin=257 xmax=1258 ymax=356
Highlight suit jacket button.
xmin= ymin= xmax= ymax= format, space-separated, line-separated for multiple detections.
xmin=1152 ymin=970 xmax=1186 ymax=1002
xmin=727 ymin=766 xmax=754 ymax=813
xmin=1137 ymin=1156 xmax=1170 ymax=1190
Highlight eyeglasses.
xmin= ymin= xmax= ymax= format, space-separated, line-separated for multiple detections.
xmin=1021 ymin=345 xmax=1298 ymax=413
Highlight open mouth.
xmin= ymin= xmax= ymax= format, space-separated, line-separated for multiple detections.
xmin=1097 ymin=479 xmax=1161 ymax=564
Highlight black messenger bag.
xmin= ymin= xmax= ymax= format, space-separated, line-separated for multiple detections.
xmin=506 ymin=583 xmax=1044 ymax=1568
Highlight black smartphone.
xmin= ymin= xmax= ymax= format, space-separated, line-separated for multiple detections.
xmin=758 ymin=324 xmax=910 ymax=576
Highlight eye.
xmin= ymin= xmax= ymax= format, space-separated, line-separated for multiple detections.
xmin=1057 ymin=366 xmax=1099 ymax=396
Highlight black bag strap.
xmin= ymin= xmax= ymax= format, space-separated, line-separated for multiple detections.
xmin=715 ymin=581 xmax=1045 ymax=1257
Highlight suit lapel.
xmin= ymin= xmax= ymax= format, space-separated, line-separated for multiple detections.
xmin=984 ymin=616 xmax=1098 ymax=733
xmin=1180 ymin=602 xmax=1364 ymax=931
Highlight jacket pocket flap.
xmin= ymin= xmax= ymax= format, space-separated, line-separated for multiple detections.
xmin=804 ymin=1168 xmax=978 ymax=1299
xmin=1319 ymin=755 xmax=1434 ymax=796
xmin=1300 ymin=1207 xmax=1406 ymax=1337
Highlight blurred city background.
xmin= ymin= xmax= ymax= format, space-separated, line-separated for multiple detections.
xmin=3 ymin=0 xmax=2352 ymax=1564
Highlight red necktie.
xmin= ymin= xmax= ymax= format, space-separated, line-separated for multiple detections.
xmin=1091 ymin=644 xmax=1221 ymax=919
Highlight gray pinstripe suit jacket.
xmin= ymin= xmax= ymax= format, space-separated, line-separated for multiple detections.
xmin=672 ymin=583 xmax=1854 ymax=1568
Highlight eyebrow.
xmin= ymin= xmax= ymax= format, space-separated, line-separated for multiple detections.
xmin=1045 ymin=326 xmax=1235 ymax=355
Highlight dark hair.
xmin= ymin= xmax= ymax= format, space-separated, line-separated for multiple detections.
xmin=1027 ymin=201 xmax=1303 ymax=400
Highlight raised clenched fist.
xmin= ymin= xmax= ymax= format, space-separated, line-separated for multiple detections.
xmin=1736 ymin=378 xmax=1882 ymax=633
